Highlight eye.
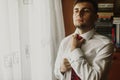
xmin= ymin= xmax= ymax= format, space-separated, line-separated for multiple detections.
xmin=83 ymin=8 xmax=91 ymax=13
xmin=73 ymin=9 xmax=79 ymax=13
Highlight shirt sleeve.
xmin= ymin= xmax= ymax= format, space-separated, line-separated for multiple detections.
xmin=67 ymin=43 xmax=114 ymax=80
xmin=54 ymin=41 xmax=65 ymax=80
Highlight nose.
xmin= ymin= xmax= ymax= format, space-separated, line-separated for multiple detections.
xmin=78 ymin=10 xmax=84 ymax=17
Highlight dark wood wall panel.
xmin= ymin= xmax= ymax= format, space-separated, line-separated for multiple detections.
xmin=62 ymin=0 xmax=75 ymax=36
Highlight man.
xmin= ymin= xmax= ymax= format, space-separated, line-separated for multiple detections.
xmin=54 ymin=0 xmax=114 ymax=80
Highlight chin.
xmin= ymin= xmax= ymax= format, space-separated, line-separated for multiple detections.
xmin=75 ymin=25 xmax=82 ymax=29
xmin=75 ymin=24 xmax=86 ymax=29
xmin=75 ymin=24 xmax=82 ymax=28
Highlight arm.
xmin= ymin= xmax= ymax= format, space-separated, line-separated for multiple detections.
xmin=67 ymin=43 xmax=114 ymax=80
xmin=54 ymin=41 xmax=66 ymax=80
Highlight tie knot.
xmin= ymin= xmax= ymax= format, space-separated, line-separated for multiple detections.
xmin=76 ymin=34 xmax=82 ymax=40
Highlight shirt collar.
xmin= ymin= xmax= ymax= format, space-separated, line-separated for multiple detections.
xmin=74 ymin=28 xmax=95 ymax=40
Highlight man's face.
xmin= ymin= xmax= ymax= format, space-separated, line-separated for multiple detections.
xmin=73 ymin=2 xmax=97 ymax=30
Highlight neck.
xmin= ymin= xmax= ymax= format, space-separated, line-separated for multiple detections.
xmin=77 ymin=27 xmax=93 ymax=34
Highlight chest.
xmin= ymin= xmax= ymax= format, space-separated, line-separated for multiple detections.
xmin=63 ymin=40 xmax=100 ymax=64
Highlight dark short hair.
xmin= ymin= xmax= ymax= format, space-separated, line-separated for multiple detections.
xmin=73 ymin=0 xmax=98 ymax=14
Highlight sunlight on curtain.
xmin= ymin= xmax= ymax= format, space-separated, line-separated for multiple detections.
xmin=49 ymin=0 xmax=65 ymax=80
xmin=0 ymin=0 xmax=21 ymax=80
xmin=0 ymin=1 xmax=10 ymax=79
xmin=28 ymin=0 xmax=65 ymax=80
xmin=0 ymin=0 xmax=65 ymax=80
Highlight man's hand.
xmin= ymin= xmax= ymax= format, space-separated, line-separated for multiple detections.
xmin=60 ymin=58 xmax=71 ymax=74
xmin=71 ymin=34 xmax=85 ymax=51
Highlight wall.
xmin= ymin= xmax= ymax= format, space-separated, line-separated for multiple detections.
xmin=62 ymin=0 xmax=75 ymax=36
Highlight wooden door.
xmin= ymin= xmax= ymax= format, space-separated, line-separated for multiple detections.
xmin=62 ymin=0 xmax=75 ymax=36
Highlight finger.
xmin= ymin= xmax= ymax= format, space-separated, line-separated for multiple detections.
xmin=72 ymin=35 xmax=75 ymax=38
xmin=63 ymin=58 xmax=70 ymax=64
xmin=68 ymin=66 xmax=72 ymax=70
xmin=65 ymin=64 xmax=71 ymax=68
xmin=60 ymin=66 xmax=67 ymax=73
xmin=72 ymin=35 xmax=74 ymax=37
xmin=75 ymin=34 xmax=79 ymax=40
xmin=64 ymin=60 xmax=70 ymax=64
xmin=64 ymin=58 xmax=69 ymax=62
xmin=65 ymin=62 xmax=71 ymax=66
xmin=80 ymin=38 xmax=85 ymax=43
xmin=74 ymin=34 xmax=77 ymax=37
xmin=64 ymin=58 xmax=68 ymax=61
xmin=64 ymin=60 xmax=71 ymax=65
xmin=66 ymin=65 xmax=72 ymax=70
xmin=78 ymin=38 xmax=85 ymax=43
xmin=72 ymin=34 xmax=77 ymax=39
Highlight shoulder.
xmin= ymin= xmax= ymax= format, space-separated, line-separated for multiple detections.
xmin=59 ymin=34 xmax=74 ymax=48
xmin=61 ymin=34 xmax=72 ymax=44
xmin=93 ymin=32 xmax=114 ymax=55
xmin=93 ymin=32 xmax=113 ymax=45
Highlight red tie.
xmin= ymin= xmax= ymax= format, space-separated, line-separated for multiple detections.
xmin=71 ymin=68 xmax=81 ymax=80
xmin=71 ymin=34 xmax=81 ymax=80
xmin=76 ymin=34 xmax=82 ymax=40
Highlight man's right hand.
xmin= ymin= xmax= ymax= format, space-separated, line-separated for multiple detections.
xmin=60 ymin=58 xmax=71 ymax=74
xmin=71 ymin=34 xmax=85 ymax=52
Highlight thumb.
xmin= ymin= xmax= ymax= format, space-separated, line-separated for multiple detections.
xmin=80 ymin=38 xmax=85 ymax=43
xmin=78 ymin=38 xmax=85 ymax=47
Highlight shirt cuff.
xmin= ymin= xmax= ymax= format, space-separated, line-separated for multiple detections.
xmin=58 ymin=68 xmax=65 ymax=80
xmin=67 ymin=48 xmax=84 ymax=64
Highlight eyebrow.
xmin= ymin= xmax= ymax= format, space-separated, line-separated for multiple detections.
xmin=74 ymin=7 xmax=94 ymax=12
xmin=74 ymin=8 xmax=79 ymax=10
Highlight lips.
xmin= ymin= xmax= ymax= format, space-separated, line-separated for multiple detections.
xmin=76 ymin=19 xmax=83 ymax=22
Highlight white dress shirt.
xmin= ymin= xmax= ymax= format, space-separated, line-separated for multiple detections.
xmin=54 ymin=28 xmax=114 ymax=80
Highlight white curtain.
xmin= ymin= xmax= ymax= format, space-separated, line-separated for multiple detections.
xmin=0 ymin=0 xmax=65 ymax=80
xmin=49 ymin=0 xmax=65 ymax=80
xmin=28 ymin=0 xmax=65 ymax=80
xmin=0 ymin=0 xmax=21 ymax=80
